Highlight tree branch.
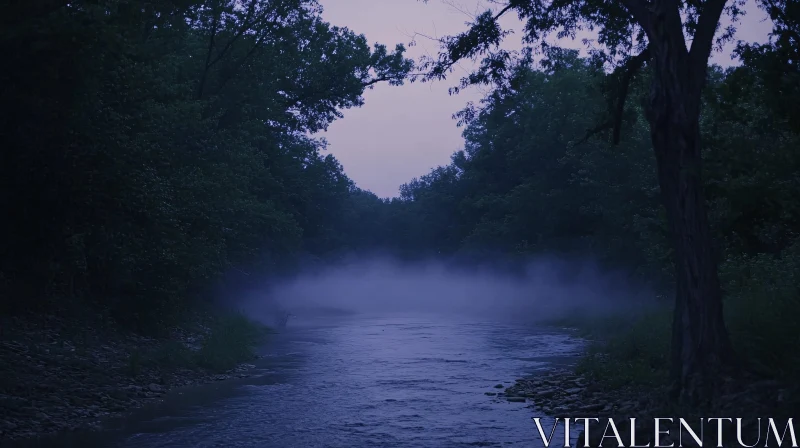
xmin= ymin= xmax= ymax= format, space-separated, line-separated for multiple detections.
xmin=197 ymin=8 xmax=221 ymax=100
xmin=612 ymin=46 xmax=651 ymax=144
xmin=206 ymin=0 xmax=265 ymax=71
xmin=211 ymin=33 xmax=269 ymax=97
xmin=418 ymin=4 xmax=514 ymax=81
xmin=619 ymin=0 xmax=654 ymax=34
xmin=361 ymin=76 xmax=394 ymax=88
xmin=492 ymin=4 xmax=514 ymax=21
xmin=689 ymin=0 xmax=729 ymax=86
xmin=762 ymin=0 xmax=800 ymax=46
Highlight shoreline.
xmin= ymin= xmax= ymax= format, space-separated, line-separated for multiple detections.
xmin=0 ymin=313 xmax=267 ymax=442
xmin=494 ymin=326 xmax=796 ymax=448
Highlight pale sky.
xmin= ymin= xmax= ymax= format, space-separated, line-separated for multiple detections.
xmin=316 ymin=0 xmax=774 ymax=198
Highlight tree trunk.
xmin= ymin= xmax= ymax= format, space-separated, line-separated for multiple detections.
xmin=645 ymin=31 xmax=736 ymax=407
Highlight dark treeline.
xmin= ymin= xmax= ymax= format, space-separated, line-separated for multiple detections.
xmin=403 ymin=0 xmax=800 ymax=404
xmin=1 ymin=0 xmax=799 ymax=385
xmin=0 ymin=0 xmax=413 ymax=330
xmin=384 ymin=42 xmax=800 ymax=283
xmin=378 ymin=2 xmax=800 ymax=393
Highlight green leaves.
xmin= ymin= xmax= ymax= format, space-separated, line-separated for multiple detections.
xmin=0 ymin=0 xmax=413 ymax=323
xmin=386 ymin=41 xmax=798 ymax=286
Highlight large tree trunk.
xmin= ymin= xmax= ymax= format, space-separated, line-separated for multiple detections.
xmin=645 ymin=27 xmax=736 ymax=407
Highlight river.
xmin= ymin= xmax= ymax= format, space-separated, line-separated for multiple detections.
xmin=20 ymin=314 xmax=585 ymax=448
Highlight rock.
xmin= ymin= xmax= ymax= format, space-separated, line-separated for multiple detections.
xmin=506 ymin=397 xmax=526 ymax=403
xmin=147 ymin=383 xmax=164 ymax=393
xmin=580 ymin=402 xmax=605 ymax=412
xmin=485 ymin=392 xmax=497 ymax=396
xmin=552 ymin=406 xmax=572 ymax=415
xmin=494 ymin=383 xmax=504 ymax=388
xmin=564 ymin=387 xmax=583 ymax=394
xmin=536 ymin=389 xmax=557 ymax=398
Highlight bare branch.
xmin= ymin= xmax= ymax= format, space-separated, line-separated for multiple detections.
xmin=442 ymin=0 xmax=478 ymax=20
xmin=409 ymin=30 xmax=446 ymax=45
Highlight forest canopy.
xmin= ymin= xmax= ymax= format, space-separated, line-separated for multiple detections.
xmin=1 ymin=0 xmax=798 ymax=388
xmin=0 ymin=0 xmax=412 ymax=328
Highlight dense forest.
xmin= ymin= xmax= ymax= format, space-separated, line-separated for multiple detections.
xmin=0 ymin=0 xmax=413 ymax=330
xmin=1 ymin=0 xmax=799 ymax=408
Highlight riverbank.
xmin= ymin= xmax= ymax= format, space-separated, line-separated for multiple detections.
xmin=504 ymin=368 xmax=793 ymax=446
xmin=0 ymin=310 xmax=269 ymax=441
xmin=500 ymin=308 xmax=799 ymax=446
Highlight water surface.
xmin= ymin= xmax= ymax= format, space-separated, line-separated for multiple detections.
xmin=27 ymin=314 xmax=585 ymax=447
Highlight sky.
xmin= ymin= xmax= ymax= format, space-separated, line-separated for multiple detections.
xmin=316 ymin=0 xmax=774 ymax=198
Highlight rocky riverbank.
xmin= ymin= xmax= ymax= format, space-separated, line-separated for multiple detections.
xmin=493 ymin=367 xmax=797 ymax=447
xmin=0 ymin=313 xmax=266 ymax=441
xmin=500 ymin=367 xmax=666 ymax=416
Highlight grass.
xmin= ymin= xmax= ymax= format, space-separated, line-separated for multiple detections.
xmin=721 ymin=250 xmax=800 ymax=381
xmin=127 ymin=311 xmax=271 ymax=376
xmin=196 ymin=312 xmax=270 ymax=371
xmin=554 ymin=248 xmax=800 ymax=391
xmin=552 ymin=308 xmax=671 ymax=390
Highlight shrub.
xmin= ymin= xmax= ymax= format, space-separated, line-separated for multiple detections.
xmin=196 ymin=312 xmax=268 ymax=372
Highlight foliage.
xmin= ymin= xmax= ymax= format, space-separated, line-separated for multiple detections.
xmin=721 ymin=242 xmax=800 ymax=380
xmin=0 ymin=0 xmax=411 ymax=329
xmin=389 ymin=39 xmax=800 ymax=382
xmin=0 ymin=0 xmax=798 ymax=391
xmin=196 ymin=312 xmax=268 ymax=371
xmin=568 ymin=238 xmax=800 ymax=387
xmin=575 ymin=310 xmax=672 ymax=389
xmin=388 ymin=50 xmax=666 ymax=280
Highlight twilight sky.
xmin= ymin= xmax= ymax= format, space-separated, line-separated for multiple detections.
xmin=316 ymin=0 xmax=773 ymax=198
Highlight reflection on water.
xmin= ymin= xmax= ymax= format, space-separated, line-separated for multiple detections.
xmin=20 ymin=315 xmax=585 ymax=448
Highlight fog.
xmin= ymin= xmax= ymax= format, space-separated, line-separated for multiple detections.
xmin=232 ymin=256 xmax=661 ymax=326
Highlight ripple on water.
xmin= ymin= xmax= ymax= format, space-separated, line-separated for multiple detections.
xmin=34 ymin=317 xmax=581 ymax=448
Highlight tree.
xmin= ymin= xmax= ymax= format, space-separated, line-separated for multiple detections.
xmin=416 ymin=0 xmax=744 ymax=405
xmin=0 ymin=0 xmax=413 ymax=328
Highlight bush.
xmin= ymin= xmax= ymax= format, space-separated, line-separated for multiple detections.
xmin=720 ymin=241 xmax=800 ymax=380
xmin=196 ymin=312 xmax=269 ymax=372
xmin=574 ymin=309 xmax=671 ymax=389
xmin=566 ymin=240 xmax=800 ymax=389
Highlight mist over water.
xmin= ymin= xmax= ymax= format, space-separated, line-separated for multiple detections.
xmin=32 ymin=255 xmax=654 ymax=448
xmin=236 ymin=256 xmax=657 ymax=325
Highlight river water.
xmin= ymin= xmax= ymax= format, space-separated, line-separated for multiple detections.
xmin=24 ymin=314 xmax=585 ymax=448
